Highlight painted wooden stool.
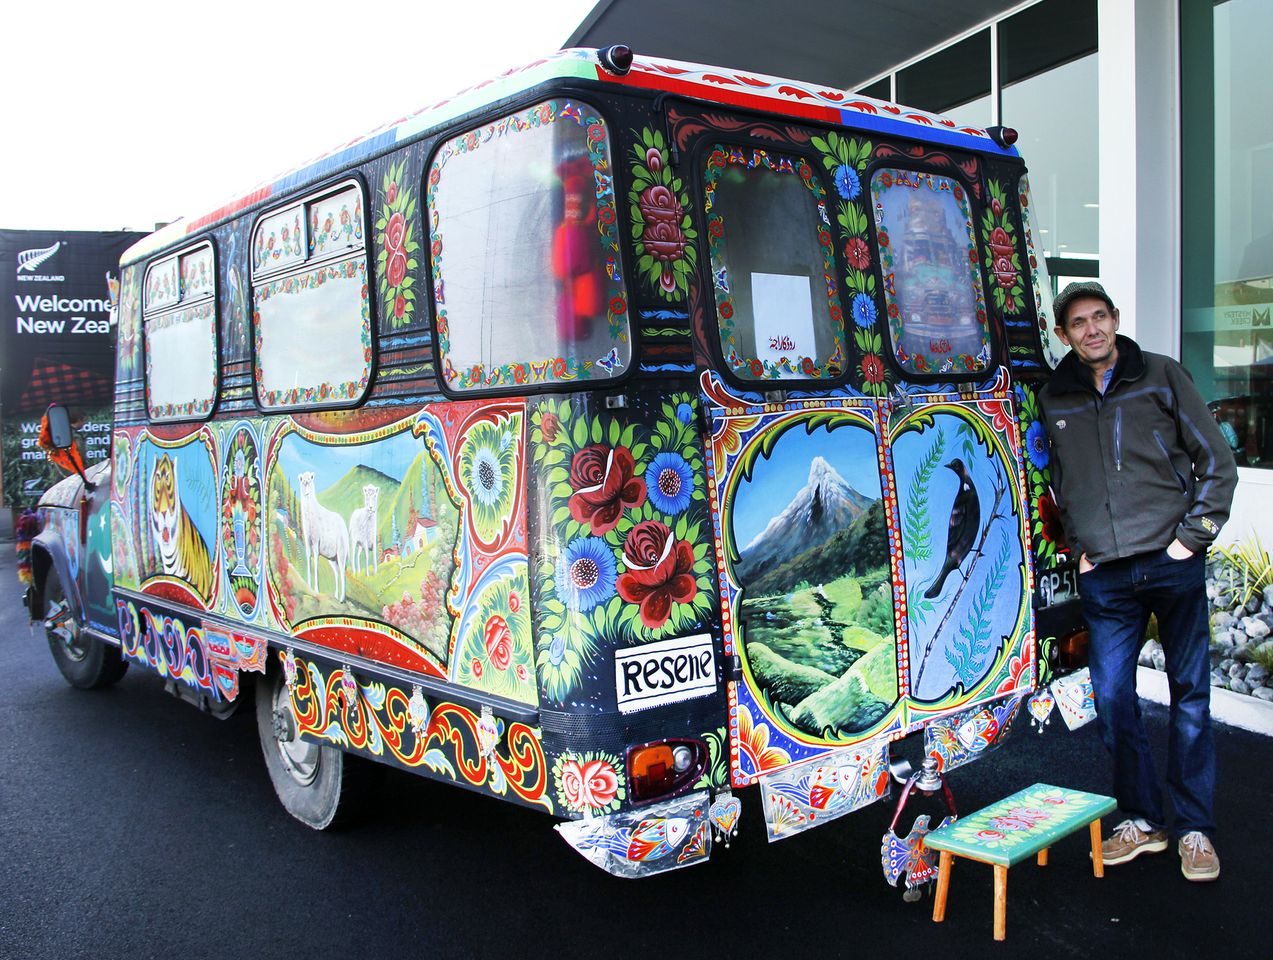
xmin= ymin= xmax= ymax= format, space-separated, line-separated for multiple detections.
xmin=925 ymin=783 xmax=1116 ymax=941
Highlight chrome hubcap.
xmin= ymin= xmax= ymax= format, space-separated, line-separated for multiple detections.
xmin=271 ymin=681 xmax=319 ymax=786
xmin=45 ymin=599 xmax=88 ymax=662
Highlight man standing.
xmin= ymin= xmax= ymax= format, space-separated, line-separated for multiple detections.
xmin=1040 ymin=281 xmax=1237 ymax=882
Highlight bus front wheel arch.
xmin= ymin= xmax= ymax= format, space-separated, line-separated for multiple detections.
xmin=43 ymin=572 xmax=128 ymax=690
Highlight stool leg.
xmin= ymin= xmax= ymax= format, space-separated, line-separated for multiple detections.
xmin=1090 ymin=820 xmax=1105 ymax=878
xmin=1037 ymin=847 xmax=1049 ymax=867
xmin=932 ymin=852 xmax=953 ymax=923
xmin=993 ymin=865 xmax=1008 ymax=941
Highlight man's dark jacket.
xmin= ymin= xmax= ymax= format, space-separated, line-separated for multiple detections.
xmin=1039 ymin=335 xmax=1237 ymax=563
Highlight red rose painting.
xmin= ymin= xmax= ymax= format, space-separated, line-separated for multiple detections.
xmin=617 ymin=520 xmax=697 ymax=628
xmin=568 ymin=444 xmax=646 ymax=534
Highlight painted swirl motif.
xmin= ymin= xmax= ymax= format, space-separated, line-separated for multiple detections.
xmin=289 ymin=655 xmax=551 ymax=811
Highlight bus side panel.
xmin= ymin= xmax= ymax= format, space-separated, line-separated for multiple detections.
xmin=526 ymin=387 xmax=730 ymax=818
xmin=111 ymin=400 xmax=546 ymax=711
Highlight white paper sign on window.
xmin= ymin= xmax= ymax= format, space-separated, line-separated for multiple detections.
xmin=752 ymin=272 xmax=815 ymax=363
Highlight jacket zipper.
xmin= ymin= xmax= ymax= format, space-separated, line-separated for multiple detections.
xmin=1114 ymin=406 xmax=1122 ymax=472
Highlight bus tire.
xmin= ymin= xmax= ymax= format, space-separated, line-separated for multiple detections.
xmin=255 ymin=667 xmax=374 ymax=829
xmin=43 ymin=574 xmax=128 ymax=690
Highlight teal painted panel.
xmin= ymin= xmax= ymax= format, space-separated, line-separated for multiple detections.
xmin=925 ymin=783 xmax=1116 ymax=866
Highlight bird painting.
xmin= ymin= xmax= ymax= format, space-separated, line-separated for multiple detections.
xmin=924 ymin=458 xmax=980 ymax=599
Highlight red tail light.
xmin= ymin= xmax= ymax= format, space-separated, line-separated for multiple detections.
xmin=627 ymin=738 xmax=707 ymax=805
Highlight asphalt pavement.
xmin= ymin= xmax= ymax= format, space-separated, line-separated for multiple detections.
xmin=1 ymin=538 xmax=1269 ymax=960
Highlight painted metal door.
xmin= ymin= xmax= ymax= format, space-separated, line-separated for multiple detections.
xmin=701 ymin=373 xmax=1034 ymax=788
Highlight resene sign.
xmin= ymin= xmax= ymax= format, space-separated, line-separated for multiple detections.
xmin=0 ymin=229 xmax=145 ymax=506
xmin=613 ymin=633 xmax=717 ymax=714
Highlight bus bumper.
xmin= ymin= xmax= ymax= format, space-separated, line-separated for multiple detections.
xmin=555 ymin=790 xmax=715 ymax=877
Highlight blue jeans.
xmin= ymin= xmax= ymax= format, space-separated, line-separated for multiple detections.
xmin=1078 ymin=548 xmax=1216 ymax=839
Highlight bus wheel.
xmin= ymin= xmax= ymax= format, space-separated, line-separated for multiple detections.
xmin=256 ymin=668 xmax=373 ymax=829
xmin=44 ymin=575 xmax=128 ymax=690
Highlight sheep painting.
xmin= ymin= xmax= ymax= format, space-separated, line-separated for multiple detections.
xmin=349 ymin=484 xmax=379 ymax=576
xmin=298 ymin=471 xmax=348 ymax=601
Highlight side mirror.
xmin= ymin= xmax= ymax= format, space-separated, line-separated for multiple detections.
xmin=45 ymin=404 xmax=75 ymax=449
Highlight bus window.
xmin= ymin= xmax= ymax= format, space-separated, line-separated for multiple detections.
xmin=427 ymin=99 xmax=630 ymax=391
xmin=871 ymin=168 xmax=990 ymax=376
xmin=143 ymin=241 xmax=218 ymax=422
xmin=250 ymin=181 xmax=370 ymax=409
xmin=703 ymin=145 xmax=845 ymax=380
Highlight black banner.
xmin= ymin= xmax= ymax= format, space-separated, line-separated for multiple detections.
xmin=1 ymin=229 xmax=145 ymax=506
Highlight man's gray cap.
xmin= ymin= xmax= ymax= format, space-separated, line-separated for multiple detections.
xmin=1053 ymin=280 xmax=1115 ymax=326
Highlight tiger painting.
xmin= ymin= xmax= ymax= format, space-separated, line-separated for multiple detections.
xmin=149 ymin=453 xmax=214 ymax=599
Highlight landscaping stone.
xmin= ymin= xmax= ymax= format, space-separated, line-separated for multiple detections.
xmin=1241 ymin=617 xmax=1270 ymax=640
xmin=1253 ymin=687 xmax=1273 ymax=702
xmin=1229 ymin=662 xmax=1246 ymax=678
xmin=1230 ymin=678 xmax=1251 ymax=696
xmin=1248 ymin=664 xmax=1269 ymax=686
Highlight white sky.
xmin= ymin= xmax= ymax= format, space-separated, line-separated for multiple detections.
xmin=0 ymin=0 xmax=598 ymax=233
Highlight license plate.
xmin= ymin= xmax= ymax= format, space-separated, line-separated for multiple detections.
xmin=1037 ymin=567 xmax=1080 ymax=605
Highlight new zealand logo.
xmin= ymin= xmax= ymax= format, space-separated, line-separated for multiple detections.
xmin=17 ymin=241 xmax=62 ymax=274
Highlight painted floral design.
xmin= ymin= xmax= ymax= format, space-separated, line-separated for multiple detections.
xmin=117 ymin=267 xmax=143 ymax=379
xmin=553 ymin=752 xmax=625 ymax=815
xmin=459 ymin=417 xmax=519 ymax=543
xmin=220 ymin=426 xmax=261 ymax=617
xmin=531 ymin=395 xmax=716 ymax=705
xmin=616 ymin=520 xmax=698 ymax=629
xmin=568 ymin=443 xmax=646 ymax=535
xmin=982 ymin=180 xmax=1025 ymax=316
xmin=1016 ymin=384 xmax=1067 ymax=568
xmin=556 ymin=536 xmax=617 ymax=612
xmin=645 ymin=452 xmax=693 ymax=515
xmin=454 ymin=570 xmax=536 ymax=704
xmin=735 ymin=702 xmax=792 ymax=775
xmin=629 ymin=127 xmax=697 ymax=300
xmin=376 ymin=158 xmax=420 ymax=327
xmin=811 ymin=132 xmax=889 ymax=396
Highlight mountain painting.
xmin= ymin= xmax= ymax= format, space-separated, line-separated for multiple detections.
xmin=729 ymin=420 xmax=898 ymax=740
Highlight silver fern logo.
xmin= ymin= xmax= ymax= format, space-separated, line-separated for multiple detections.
xmin=17 ymin=241 xmax=61 ymax=273
xmin=15 ymin=240 xmax=65 ymax=282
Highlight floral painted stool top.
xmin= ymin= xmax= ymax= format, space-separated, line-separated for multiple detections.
xmin=925 ymin=783 xmax=1116 ymax=941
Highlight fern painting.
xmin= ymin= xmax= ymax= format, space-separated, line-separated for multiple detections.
xmin=891 ymin=405 xmax=1030 ymax=704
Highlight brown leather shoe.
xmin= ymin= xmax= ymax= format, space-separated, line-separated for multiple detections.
xmin=1099 ymin=819 xmax=1169 ymax=865
xmin=1178 ymin=832 xmax=1220 ymax=881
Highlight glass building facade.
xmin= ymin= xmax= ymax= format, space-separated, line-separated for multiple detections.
xmin=855 ymin=0 xmax=1100 ymax=291
xmin=1182 ymin=0 xmax=1273 ymax=469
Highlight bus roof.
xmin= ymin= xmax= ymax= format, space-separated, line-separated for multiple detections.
xmin=123 ymin=47 xmax=1017 ymax=265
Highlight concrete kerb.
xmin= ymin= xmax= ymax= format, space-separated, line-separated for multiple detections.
xmin=1137 ymin=665 xmax=1273 ymax=736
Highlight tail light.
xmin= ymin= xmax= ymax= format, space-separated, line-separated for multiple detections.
xmin=1057 ymin=629 xmax=1090 ymax=670
xmin=627 ymin=738 xmax=707 ymax=805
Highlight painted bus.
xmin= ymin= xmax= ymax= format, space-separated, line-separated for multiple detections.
xmin=27 ymin=45 xmax=1087 ymax=880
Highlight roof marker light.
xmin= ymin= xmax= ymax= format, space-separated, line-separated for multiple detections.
xmin=599 ymin=45 xmax=634 ymax=76
xmin=987 ymin=125 xmax=1019 ymax=148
